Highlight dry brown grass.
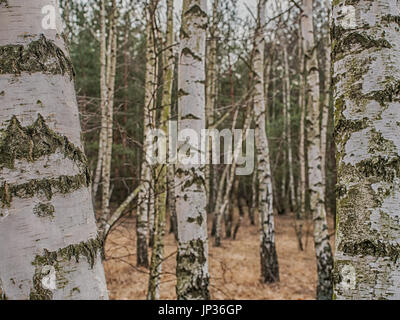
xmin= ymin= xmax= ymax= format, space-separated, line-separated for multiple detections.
xmin=103 ymin=210 xmax=335 ymax=300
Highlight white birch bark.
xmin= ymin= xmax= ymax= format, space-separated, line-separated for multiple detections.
xmin=101 ymin=0 xmax=117 ymax=227
xmin=137 ymin=0 xmax=159 ymax=267
xmin=0 ymin=0 xmax=108 ymax=300
xmin=283 ymin=43 xmax=296 ymax=211
xmin=321 ymin=5 xmax=331 ymax=203
xmin=254 ymin=0 xmax=279 ymax=283
xmin=147 ymin=0 xmax=175 ymax=300
xmin=205 ymin=0 xmax=218 ymax=215
xmin=92 ymin=0 xmax=107 ymax=198
xmin=333 ymin=0 xmax=400 ymax=299
xmin=296 ymin=21 xmax=306 ymax=251
xmin=301 ymin=0 xmax=333 ymax=299
xmin=175 ymin=0 xmax=209 ymax=300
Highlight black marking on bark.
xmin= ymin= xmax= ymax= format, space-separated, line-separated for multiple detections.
xmin=176 ymin=238 xmax=209 ymax=300
xmin=368 ymin=80 xmax=400 ymax=106
xmin=33 ymin=235 xmax=104 ymax=268
xmin=0 ymin=114 xmax=88 ymax=170
xmin=181 ymin=47 xmax=202 ymax=62
xmin=30 ymin=235 xmax=104 ymax=300
xmin=178 ymin=89 xmax=190 ymax=98
xmin=0 ymin=172 xmax=90 ymax=208
xmin=340 ymin=239 xmax=400 ymax=262
xmin=356 ymin=155 xmax=400 ymax=182
xmin=332 ymin=29 xmax=392 ymax=60
xmin=33 ymin=202 xmax=55 ymax=218
xmin=185 ymin=4 xmax=208 ymax=19
xmin=382 ymin=15 xmax=400 ymax=27
xmin=260 ymin=235 xmax=280 ymax=284
xmin=181 ymin=113 xmax=201 ymax=120
xmin=30 ymin=270 xmax=53 ymax=300
xmin=334 ymin=118 xmax=369 ymax=138
xmin=0 ymin=34 xmax=75 ymax=79
xmin=187 ymin=215 xmax=203 ymax=226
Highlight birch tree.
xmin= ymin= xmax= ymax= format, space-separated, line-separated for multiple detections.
xmin=205 ymin=0 xmax=219 ymax=215
xmin=0 ymin=0 xmax=108 ymax=299
xmin=333 ymin=0 xmax=400 ymax=299
xmin=296 ymin=19 xmax=306 ymax=251
xmin=283 ymin=41 xmax=296 ymax=211
xmin=321 ymin=3 xmax=331 ymax=203
xmin=214 ymin=102 xmax=252 ymax=247
xmin=147 ymin=0 xmax=175 ymax=300
xmin=175 ymin=0 xmax=209 ymax=300
xmin=254 ymin=0 xmax=279 ymax=283
xmin=301 ymin=0 xmax=333 ymax=299
xmin=101 ymin=0 xmax=118 ymax=227
xmin=137 ymin=0 xmax=159 ymax=267
xmin=92 ymin=0 xmax=109 ymax=197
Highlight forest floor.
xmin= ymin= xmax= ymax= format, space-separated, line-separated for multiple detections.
xmin=103 ymin=209 xmax=335 ymax=300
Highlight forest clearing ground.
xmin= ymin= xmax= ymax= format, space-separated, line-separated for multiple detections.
xmin=104 ymin=210 xmax=335 ymax=300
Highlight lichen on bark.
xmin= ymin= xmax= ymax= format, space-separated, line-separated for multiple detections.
xmin=0 ymin=34 xmax=75 ymax=79
xmin=0 ymin=114 xmax=87 ymax=170
xmin=0 ymin=172 xmax=90 ymax=209
xmin=29 ymin=235 xmax=104 ymax=300
xmin=176 ymin=239 xmax=209 ymax=300
xmin=0 ymin=114 xmax=91 ymax=208
xmin=333 ymin=0 xmax=400 ymax=299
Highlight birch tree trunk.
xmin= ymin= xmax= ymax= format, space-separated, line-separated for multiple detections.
xmin=168 ymin=26 xmax=178 ymax=243
xmin=0 ymin=0 xmax=108 ymax=300
xmin=296 ymin=20 xmax=306 ymax=251
xmin=283 ymin=43 xmax=296 ymax=212
xmin=205 ymin=0 xmax=218 ymax=216
xmin=137 ymin=0 xmax=159 ymax=268
xmin=92 ymin=0 xmax=108 ymax=198
xmin=147 ymin=0 xmax=174 ymax=300
xmin=60 ymin=0 xmax=72 ymax=44
xmin=250 ymin=168 xmax=257 ymax=225
xmin=254 ymin=0 xmax=279 ymax=283
xmin=280 ymin=66 xmax=288 ymax=215
xmin=175 ymin=0 xmax=209 ymax=300
xmin=320 ymin=7 xmax=331 ymax=205
xmin=101 ymin=0 xmax=117 ymax=227
xmin=333 ymin=0 xmax=400 ymax=299
xmin=215 ymin=105 xmax=252 ymax=247
xmin=301 ymin=0 xmax=333 ymax=299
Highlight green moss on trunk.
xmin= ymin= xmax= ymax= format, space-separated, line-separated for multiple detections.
xmin=0 ymin=172 xmax=90 ymax=208
xmin=29 ymin=235 xmax=104 ymax=300
xmin=0 ymin=114 xmax=87 ymax=170
xmin=0 ymin=34 xmax=75 ymax=79
xmin=176 ymin=239 xmax=209 ymax=300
